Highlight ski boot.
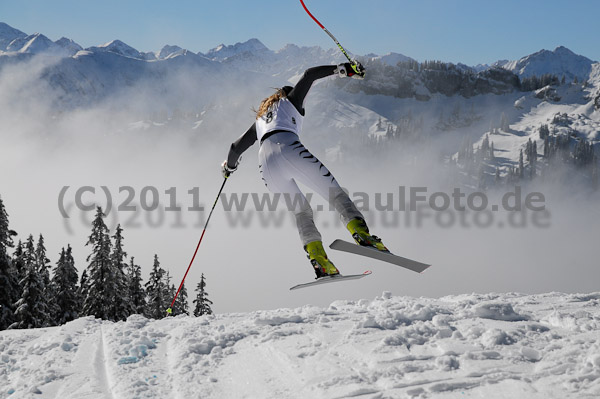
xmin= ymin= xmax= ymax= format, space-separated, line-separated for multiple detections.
xmin=347 ymin=218 xmax=389 ymax=252
xmin=305 ymin=241 xmax=340 ymax=279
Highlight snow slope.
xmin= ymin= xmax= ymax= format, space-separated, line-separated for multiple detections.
xmin=2 ymin=292 xmax=599 ymax=399
xmin=469 ymin=73 xmax=600 ymax=169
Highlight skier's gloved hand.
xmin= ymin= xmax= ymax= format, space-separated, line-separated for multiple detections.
xmin=337 ymin=62 xmax=365 ymax=79
xmin=350 ymin=62 xmax=366 ymax=79
xmin=221 ymin=159 xmax=238 ymax=178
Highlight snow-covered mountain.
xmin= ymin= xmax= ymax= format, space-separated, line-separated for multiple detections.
xmin=368 ymin=51 xmax=415 ymax=66
xmin=0 ymin=22 xmax=26 ymax=51
xmin=55 ymin=37 xmax=83 ymax=56
xmin=157 ymin=44 xmax=184 ymax=60
xmin=1 ymin=292 xmax=599 ymax=398
xmin=5 ymin=32 xmax=64 ymax=55
xmin=204 ymin=38 xmax=269 ymax=60
xmin=497 ymin=46 xmax=595 ymax=82
xmin=1 ymin=21 xmax=599 ymax=181
xmin=86 ymin=39 xmax=156 ymax=61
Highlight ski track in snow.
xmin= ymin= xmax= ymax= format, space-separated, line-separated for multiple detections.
xmin=96 ymin=326 xmax=114 ymax=399
xmin=1 ymin=292 xmax=600 ymax=398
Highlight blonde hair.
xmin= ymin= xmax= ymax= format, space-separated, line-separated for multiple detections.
xmin=255 ymin=88 xmax=287 ymax=119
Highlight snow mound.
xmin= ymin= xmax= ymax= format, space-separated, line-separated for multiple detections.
xmin=2 ymin=292 xmax=599 ymax=398
xmin=472 ymin=302 xmax=529 ymax=321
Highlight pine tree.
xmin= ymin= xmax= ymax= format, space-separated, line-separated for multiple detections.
xmin=172 ymin=282 xmax=189 ymax=316
xmin=82 ymin=207 xmax=115 ymax=321
xmin=592 ymin=157 xmax=598 ymax=191
xmin=36 ymin=234 xmax=58 ymax=326
xmin=477 ymin=163 xmax=486 ymax=190
xmin=193 ymin=274 xmax=213 ymax=317
xmin=77 ymin=270 xmax=89 ymax=312
xmin=12 ymin=235 xmax=49 ymax=329
xmin=127 ymin=257 xmax=146 ymax=315
xmin=164 ymin=270 xmax=175 ymax=310
xmin=0 ymin=197 xmax=19 ymax=330
xmin=52 ymin=245 xmax=80 ymax=325
xmin=110 ymin=224 xmax=131 ymax=321
xmin=12 ymin=241 xmax=26 ymax=284
xmin=482 ymin=135 xmax=490 ymax=155
xmin=145 ymin=254 xmax=167 ymax=319
xmin=519 ymin=149 xmax=524 ymax=178
xmin=500 ymin=112 xmax=510 ymax=132
xmin=35 ymin=234 xmax=51 ymax=288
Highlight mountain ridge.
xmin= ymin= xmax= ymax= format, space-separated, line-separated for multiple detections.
xmin=2 ymin=21 xmax=596 ymax=79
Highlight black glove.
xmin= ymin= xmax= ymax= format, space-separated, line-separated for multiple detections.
xmin=221 ymin=159 xmax=238 ymax=178
xmin=337 ymin=62 xmax=365 ymax=79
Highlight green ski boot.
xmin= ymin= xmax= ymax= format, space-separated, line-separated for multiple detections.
xmin=305 ymin=241 xmax=340 ymax=278
xmin=347 ymin=218 xmax=389 ymax=252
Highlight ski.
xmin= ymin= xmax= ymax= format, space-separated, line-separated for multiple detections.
xmin=329 ymin=239 xmax=431 ymax=273
xmin=289 ymin=270 xmax=372 ymax=290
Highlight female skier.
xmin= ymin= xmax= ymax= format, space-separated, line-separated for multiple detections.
xmin=222 ymin=62 xmax=388 ymax=279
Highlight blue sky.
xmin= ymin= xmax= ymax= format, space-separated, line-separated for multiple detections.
xmin=1 ymin=0 xmax=598 ymax=65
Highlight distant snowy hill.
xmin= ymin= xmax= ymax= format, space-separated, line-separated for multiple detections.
xmin=499 ymin=46 xmax=595 ymax=82
xmin=367 ymin=51 xmax=416 ymax=66
xmin=1 ymin=292 xmax=599 ymax=398
xmin=86 ymin=39 xmax=157 ymax=61
xmin=205 ymin=38 xmax=269 ymax=60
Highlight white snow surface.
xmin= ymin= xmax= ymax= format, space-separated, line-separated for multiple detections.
xmin=2 ymin=292 xmax=599 ymax=399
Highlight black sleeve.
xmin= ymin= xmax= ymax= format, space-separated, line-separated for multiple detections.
xmin=227 ymin=123 xmax=257 ymax=168
xmin=287 ymin=65 xmax=337 ymax=115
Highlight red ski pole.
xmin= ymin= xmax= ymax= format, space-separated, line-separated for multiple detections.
xmin=299 ymin=0 xmax=356 ymax=66
xmin=167 ymin=177 xmax=228 ymax=314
